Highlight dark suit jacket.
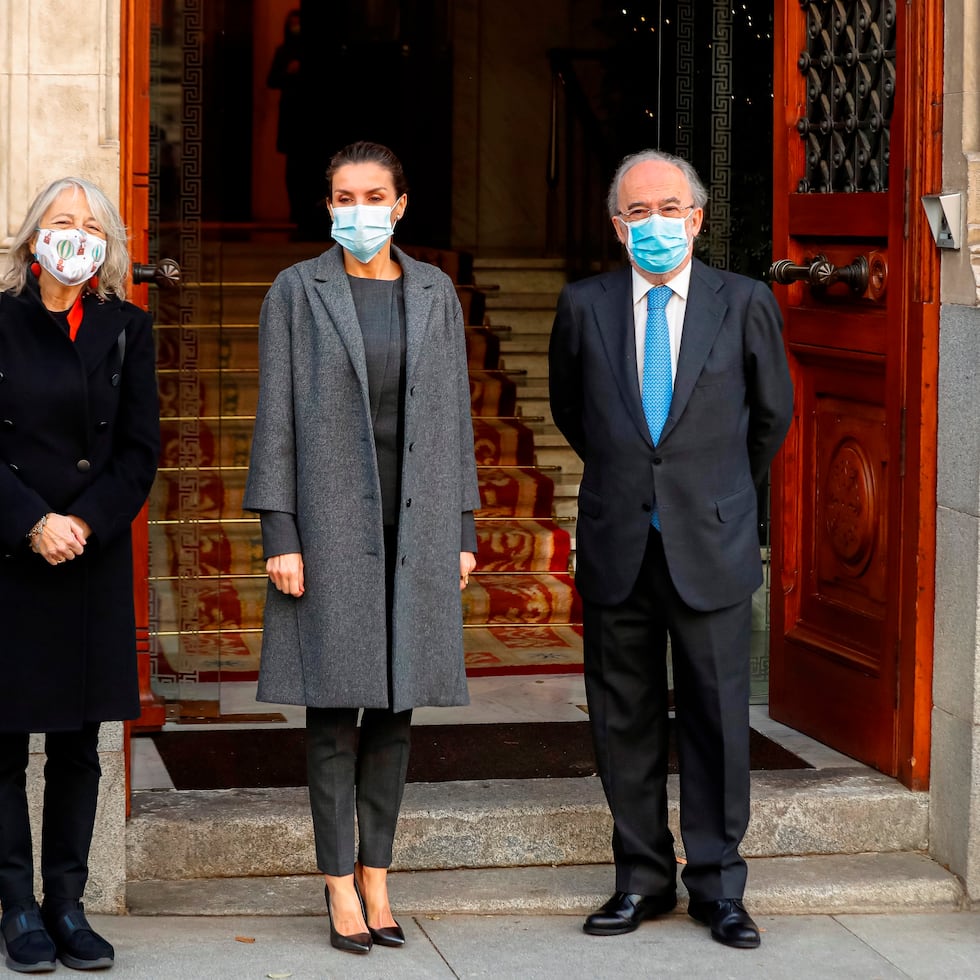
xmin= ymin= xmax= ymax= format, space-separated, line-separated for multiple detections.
xmin=549 ymin=258 xmax=793 ymax=612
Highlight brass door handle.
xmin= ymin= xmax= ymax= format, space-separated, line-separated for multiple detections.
xmin=132 ymin=258 xmax=181 ymax=288
xmin=768 ymin=254 xmax=869 ymax=294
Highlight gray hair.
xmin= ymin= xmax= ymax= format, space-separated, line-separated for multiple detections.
xmin=0 ymin=176 xmax=130 ymax=301
xmin=606 ymin=149 xmax=709 ymax=218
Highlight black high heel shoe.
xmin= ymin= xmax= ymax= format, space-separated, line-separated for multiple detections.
xmin=324 ymin=885 xmax=371 ymax=955
xmin=354 ymin=873 xmax=406 ymax=948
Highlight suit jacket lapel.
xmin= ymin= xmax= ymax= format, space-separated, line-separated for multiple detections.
xmin=659 ymin=260 xmax=727 ymax=445
xmin=592 ymin=268 xmax=654 ymax=448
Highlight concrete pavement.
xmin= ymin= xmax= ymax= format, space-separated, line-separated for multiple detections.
xmin=48 ymin=909 xmax=980 ymax=979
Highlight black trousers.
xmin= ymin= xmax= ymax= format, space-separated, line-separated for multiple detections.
xmin=583 ymin=528 xmax=751 ymax=904
xmin=306 ymin=706 xmax=413 ymax=876
xmin=305 ymin=524 xmax=413 ymax=877
xmin=0 ymin=723 xmax=102 ymax=909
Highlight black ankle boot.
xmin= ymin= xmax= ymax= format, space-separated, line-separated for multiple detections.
xmin=40 ymin=899 xmax=114 ymax=971
xmin=1 ymin=899 xmax=57 ymax=974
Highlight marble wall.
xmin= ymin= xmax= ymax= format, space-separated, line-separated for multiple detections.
xmin=450 ymin=0 xmax=605 ymax=251
xmin=0 ymin=0 xmax=122 ymax=243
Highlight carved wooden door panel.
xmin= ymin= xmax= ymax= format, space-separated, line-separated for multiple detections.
xmin=769 ymin=0 xmax=941 ymax=786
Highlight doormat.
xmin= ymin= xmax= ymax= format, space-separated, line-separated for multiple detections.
xmin=144 ymin=721 xmax=811 ymax=791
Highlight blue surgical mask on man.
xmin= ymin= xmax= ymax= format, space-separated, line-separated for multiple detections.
xmin=330 ymin=201 xmax=401 ymax=264
xmin=623 ymin=213 xmax=692 ymax=276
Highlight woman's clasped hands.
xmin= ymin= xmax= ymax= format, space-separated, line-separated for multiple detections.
xmin=30 ymin=513 xmax=90 ymax=565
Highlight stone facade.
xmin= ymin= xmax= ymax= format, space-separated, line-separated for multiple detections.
xmin=930 ymin=0 xmax=980 ymax=901
xmin=0 ymin=0 xmax=978 ymax=912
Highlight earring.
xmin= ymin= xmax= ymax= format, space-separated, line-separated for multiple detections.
xmin=30 ymin=261 xmax=41 ymax=278
xmin=88 ymin=275 xmax=99 ymax=291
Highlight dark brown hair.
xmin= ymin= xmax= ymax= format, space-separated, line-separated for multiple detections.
xmin=325 ymin=141 xmax=409 ymax=200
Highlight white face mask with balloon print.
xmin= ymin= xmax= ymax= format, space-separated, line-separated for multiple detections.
xmin=34 ymin=227 xmax=107 ymax=286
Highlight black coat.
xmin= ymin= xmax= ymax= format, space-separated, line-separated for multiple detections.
xmin=0 ymin=282 xmax=160 ymax=732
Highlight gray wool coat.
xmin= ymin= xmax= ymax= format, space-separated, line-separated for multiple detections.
xmin=243 ymin=245 xmax=480 ymax=712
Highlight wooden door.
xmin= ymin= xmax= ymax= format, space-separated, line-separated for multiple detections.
xmin=121 ymin=0 xmax=166 ymax=733
xmin=768 ymin=0 xmax=941 ymax=788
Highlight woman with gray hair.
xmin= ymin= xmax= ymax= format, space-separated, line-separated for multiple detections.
xmin=0 ymin=176 xmax=160 ymax=972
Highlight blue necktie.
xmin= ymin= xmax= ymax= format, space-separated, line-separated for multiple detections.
xmin=642 ymin=285 xmax=672 ymax=529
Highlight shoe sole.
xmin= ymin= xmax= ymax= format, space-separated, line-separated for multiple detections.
xmin=58 ymin=953 xmax=115 ymax=970
xmin=582 ymin=922 xmax=640 ymax=936
xmin=3 ymin=953 xmax=57 ymax=974
xmin=709 ymin=933 xmax=761 ymax=949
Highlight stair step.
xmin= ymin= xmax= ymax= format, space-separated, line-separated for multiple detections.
xmin=148 ymin=518 xmax=263 ymax=577
xmin=474 ymin=518 xmax=571 ymax=573
xmin=535 ymin=446 xmax=583 ymax=471
xmin=126 ymin=770 xmax=931 ymax=884
xmin=486 ymin=292 xmax=560 ymax=310
xmin=488 ymin=310 xmax=555 ymax=333
xmin=499 ymin=351 xmax=548 ymax=376
xmin=500 ymin=336 xmax=552 ymax=354
xmin=127 ymin=852 xmax=961 ymax=916
xmin=472 ymin=260 xmax=567 ymax=294
xmin=463 ymin=572 xmax=581 ymax=625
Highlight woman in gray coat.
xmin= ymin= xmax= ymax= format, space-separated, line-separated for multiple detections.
xmin=244 ymin=142 xmax=479 ymax=956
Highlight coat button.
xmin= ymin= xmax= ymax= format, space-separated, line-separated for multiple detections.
xmin=8 ymin=462 xmax=18 ymax=473
xmin=408 ymin=442 xmax=415 ymax=452
xmin=1 ymin=419 xmax=13 ymax=430
xmin=0 ymin=371 xmax=4 ymax=382
xmin=111 ymin=373 xmax=121 ymax=387
xmin=642 ymin=503 xmax=651 ymax=512
xmin=653 ymin=457 xmax=662 ymax=465
xmin=76 ymin=459 xmax=91 ymax=472
xmin=406 ymin=498 xmax=412 ymax=508
xmin=410 ymin=385 xmax=416 ymax=396
xmin=96 ymin=421 xmax=109 ymax=430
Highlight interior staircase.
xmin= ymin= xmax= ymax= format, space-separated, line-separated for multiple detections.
xmin=132 ymin=242 xmax=963 ymax=916
xmin=146 ymin=242 xmax=584 ymax=700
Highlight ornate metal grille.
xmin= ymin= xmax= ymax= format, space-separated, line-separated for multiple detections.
xmin=796 ymin=0 xmax=897 ymax=192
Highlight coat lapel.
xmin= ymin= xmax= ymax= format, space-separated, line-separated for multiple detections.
xmin=393 ymin=246 xmax=435 ymax=384
xmin=658 ymin=259 xmax=727 ymax=445
xmin=309 ymin=247 xmax=371 ymax=403
xmin=72 ymin=296 xmax=127 ymax=377
xmin=592 ymin=268 xmax=653 ymax=448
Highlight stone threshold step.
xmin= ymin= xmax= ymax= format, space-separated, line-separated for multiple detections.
xmin=127 ymin=852 xmax=962 ymax=917
xmin=127 ymin=771 xmax=929 ymax=884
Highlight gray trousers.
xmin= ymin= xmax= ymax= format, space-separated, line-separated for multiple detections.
xmin=305 ymin=706 xmax=412 ymax=876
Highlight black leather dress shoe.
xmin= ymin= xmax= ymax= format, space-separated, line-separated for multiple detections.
xmin=687 ymin=898 xmax=760 ymax=948
xmin=583 ymin=891 xmax=677 ymax=936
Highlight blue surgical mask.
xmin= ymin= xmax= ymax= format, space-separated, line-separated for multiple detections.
xmin=330 ymin=201 xmax=401 ymax=264
xmin=623 ymin=213 xmax=691 ymax=275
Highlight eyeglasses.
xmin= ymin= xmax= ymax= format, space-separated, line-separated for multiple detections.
xmin=617 ymin=204 xmax=696 ymax=223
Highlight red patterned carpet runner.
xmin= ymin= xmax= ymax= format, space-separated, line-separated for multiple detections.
xmin=147 ymin=246 xmax=582 ymax=687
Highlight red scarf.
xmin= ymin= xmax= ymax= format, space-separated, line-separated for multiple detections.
xmin=67 ymin=294 xmax=84 ymax=341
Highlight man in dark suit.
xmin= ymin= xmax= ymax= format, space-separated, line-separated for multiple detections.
xmin=549 ymin=150 xmax=793 ymax=948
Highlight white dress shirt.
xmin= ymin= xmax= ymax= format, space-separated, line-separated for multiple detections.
xmin=631 ymin=261 xmax=693 ymax=390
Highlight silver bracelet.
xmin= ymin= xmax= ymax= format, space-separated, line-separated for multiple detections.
xmin=27 ymin=514 xmax=48 ymax=542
